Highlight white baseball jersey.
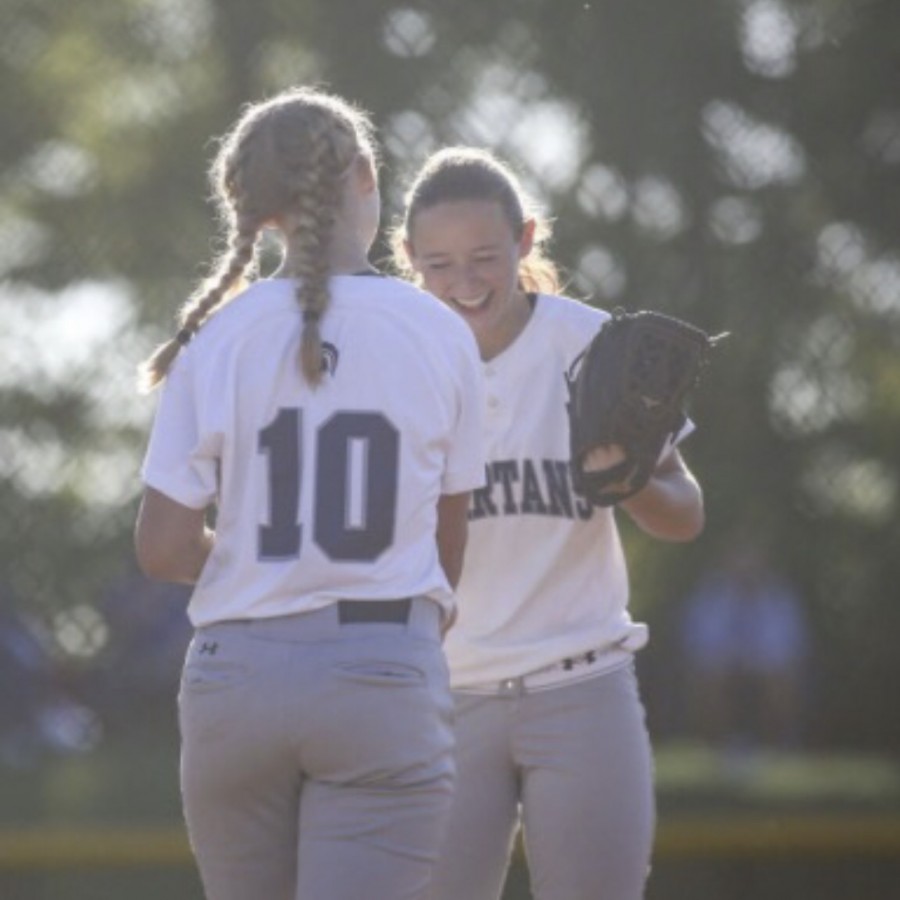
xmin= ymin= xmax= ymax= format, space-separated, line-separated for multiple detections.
xmin=142 ymin=275 xmax=485 ymax=627
xmin=444 ymin=293 xmax=691 ymax=689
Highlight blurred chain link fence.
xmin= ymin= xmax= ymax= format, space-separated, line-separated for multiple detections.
xmin=1 ymin=0 xmax=898 ymax=767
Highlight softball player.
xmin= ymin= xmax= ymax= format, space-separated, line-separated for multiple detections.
xmin=134 ymin=90 xmax=485 ymax=900
xmin=393 ymin=147 xmax=705 ymax=900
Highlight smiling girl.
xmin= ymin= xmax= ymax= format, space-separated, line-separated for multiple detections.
xmin=393 ymin=146 xmax=705 ymax=900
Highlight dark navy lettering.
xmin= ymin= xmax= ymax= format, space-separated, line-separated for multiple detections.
xmin=469 ymin=458 xmax=594 ymax=522
xmin=257 ymin=408 xmax=399 ymax=562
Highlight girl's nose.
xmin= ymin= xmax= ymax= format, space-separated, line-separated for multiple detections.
xmin=451 ymin=266 xmax=482 ymax=297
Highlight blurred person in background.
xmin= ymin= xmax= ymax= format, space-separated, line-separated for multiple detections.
xmin=88 ymin=565 xmax=192 ymax=735
xmin=0 ymin=580 xmax=100 ymax=767
xmin=679 ymin=538 xmax=812 ymax=757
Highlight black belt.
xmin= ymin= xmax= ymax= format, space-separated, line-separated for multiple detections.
xmin=337 ymin=598 xmax=413 ymax=625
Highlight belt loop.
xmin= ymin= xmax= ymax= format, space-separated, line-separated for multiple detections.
xmin=499 ymin=677 xmax=525 ymax=698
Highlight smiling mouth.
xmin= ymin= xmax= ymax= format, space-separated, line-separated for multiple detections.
xmin=451 ymin=292 xmax=491 ymax=311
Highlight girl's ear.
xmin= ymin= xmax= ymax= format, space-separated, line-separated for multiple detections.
xmin=519 ymin=217 xmax=537 ymax=259
xmin=356 ymin=153 xmax=378 ymax=194
xmin=403 ymin=238 xmax=419 ymax=271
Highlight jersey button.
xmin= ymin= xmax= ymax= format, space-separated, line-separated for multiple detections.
xmin=487 ymin=396 xmax=499 ymax=409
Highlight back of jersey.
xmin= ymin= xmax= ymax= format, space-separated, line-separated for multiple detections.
xmin=141 ymin=275 xmax=484 ymax=626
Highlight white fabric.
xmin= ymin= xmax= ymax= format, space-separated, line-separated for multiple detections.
xmin=444 ymin=294 xmax=692 ymax=689
xmin=142 ymin=276 xmax=485 ymax=626
xmin=427 ymin=666 xmax=655 ymax=900
xmin=456 ymin=655 xmax=634 ymax=695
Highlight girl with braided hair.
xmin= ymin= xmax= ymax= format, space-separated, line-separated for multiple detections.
xmin=134 ymin=88 xmax=485 ymax=900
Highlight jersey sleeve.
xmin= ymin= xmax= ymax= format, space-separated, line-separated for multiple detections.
xmin=140 ymin=351 xmax=221 ymax=509
xmin=441 ymin=327 xmax=486 ymax=496
xmin=664 ymin=415 xmax=696 ymax=456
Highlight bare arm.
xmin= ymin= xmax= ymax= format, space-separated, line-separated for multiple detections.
xmin=435 ymin=491 xmax=471 ymax=590
xmin=619 ymin=447 xmax=705 ymax=542
xmin=134 ymin=487 xmax=215 ymax=584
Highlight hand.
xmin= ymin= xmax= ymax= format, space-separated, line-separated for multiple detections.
xmin=440 ymin=605 xmax=458 ymax=641
xmin=582 ymin=444 xmax=639 ymax=502
xmin=583 ymin=443 xmax=627 ymax=473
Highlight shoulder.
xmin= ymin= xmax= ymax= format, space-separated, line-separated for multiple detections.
xmin=164 ymin=280 xmax=294 ymax=381
xmin=374 ymin=277 xmax=480 ymax=349
xmin=372 ymin=276 xmax=458 ymax=320
xmin=538 ymin=292 xmax=609 ymax=327
xmin=190 ymin=280 xmax=295 ymax=346
xmin=534 ymin=292 xmax=611 ymax=354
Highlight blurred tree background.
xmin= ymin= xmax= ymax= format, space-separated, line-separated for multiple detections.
xmin=1 ymin=0 xmax=899 ymax=897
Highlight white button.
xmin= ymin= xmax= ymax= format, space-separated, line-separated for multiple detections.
xmin=485 ymin=366 xmax=496 ymax=377
xmin=487 ymin=396 xmax=499 ymax=409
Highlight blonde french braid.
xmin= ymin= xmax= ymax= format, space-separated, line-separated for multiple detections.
xmin=286 ymin=113 xmax=359 ymax=385
xmin=138 ymin=87 xmax=375 ymax=391
xmin=138 ymin=222 xmax=259 ymax=391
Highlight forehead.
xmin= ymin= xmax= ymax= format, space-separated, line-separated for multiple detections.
xmin=410 ymin=199 xmax=514 ymax=252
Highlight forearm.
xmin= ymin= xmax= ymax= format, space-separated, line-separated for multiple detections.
xmin=164 ymin=528 xmax=215 ymax=584
xmin=134 ymin=488 xmax=215 ymax=585
xmin=621 ymin=461 xmax=704 ymax=542
xmin=137 ymin=525 xmax=214 ymax=585
xmin=436 ymin=491 xmax=471 ymax=589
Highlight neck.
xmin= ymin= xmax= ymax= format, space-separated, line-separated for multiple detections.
xmin=277 ymin=229 xmax=374 ymax=278
xmin=477 ymin=290 xmax=534 ymax=361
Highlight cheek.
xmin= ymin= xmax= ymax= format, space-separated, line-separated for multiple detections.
xmin=481 ymin=254 xmax=518 ymax=287
xmin=418 ymin=269 xmax=449 ymax=296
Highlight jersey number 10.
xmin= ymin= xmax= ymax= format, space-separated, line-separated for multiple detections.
xmin=257 ymin=408 xmax=399 ymax=563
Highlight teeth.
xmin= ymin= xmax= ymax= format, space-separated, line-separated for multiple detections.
xmin=453 ymin=293 xmax=490 ymax=309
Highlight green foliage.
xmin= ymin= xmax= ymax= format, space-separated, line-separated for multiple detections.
xmin=1 ymin=0 xmax=899 ymax=751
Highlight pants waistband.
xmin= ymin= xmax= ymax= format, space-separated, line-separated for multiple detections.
xmin=199 ymin=597 xmax=439 ymax=643
xmin=455 ymin=650 xmax=633 ymax=696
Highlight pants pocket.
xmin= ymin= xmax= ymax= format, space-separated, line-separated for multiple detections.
xmin=332 ymin=660 xmax=426 ymax=688
xmin=181 ymin=660 xmax=252 ymax=694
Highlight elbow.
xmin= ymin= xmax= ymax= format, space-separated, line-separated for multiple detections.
xmin=436 ymin=492 xmax=471 ymax=590
xmin=134 ymin=523 xmax=187 ymax=583
xmin=441 ymin=535 xmax=467 ymax=590
xmin=670 ymin=507 xmax=705 ymax=543
xmin=666 ymin=494 xmax=706 ymax=543
xmin=641 ymin=494 xmax=705 ymax=543
xmin=134 ymin=489 xmax=209 ymax=584
xmin=134 ymin=536 xmax=171 ymax=582
xmin=625 ymin=480 xmax=705 ymax=542
xmin=664 ymin=474 xmax=705 ymax=542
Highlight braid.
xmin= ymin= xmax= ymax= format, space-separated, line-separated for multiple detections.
xmin=290 ymin=116 xmax=356 ymax=386
xmin=181 ymin=224 xmax=258 ymax=331
xmin=137 ymin=86 xmax=377 ymax=393
xmin=138 ymin=221 xmax=258 ymax=392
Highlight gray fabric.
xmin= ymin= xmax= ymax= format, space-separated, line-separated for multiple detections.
xmin=178 ymin=599 xmax=455 ymax=900
xmin=428 ymin=664 xmax=655 ymax=900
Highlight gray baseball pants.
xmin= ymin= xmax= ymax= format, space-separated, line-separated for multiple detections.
xmin=427 ymin=664 xmax=655 ymax=900
xmin=178 ymin=597 xmax=455 ymax=900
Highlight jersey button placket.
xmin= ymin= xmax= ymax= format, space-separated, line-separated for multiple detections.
xmin=484 ymin=364 xmax=500 ymax=414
